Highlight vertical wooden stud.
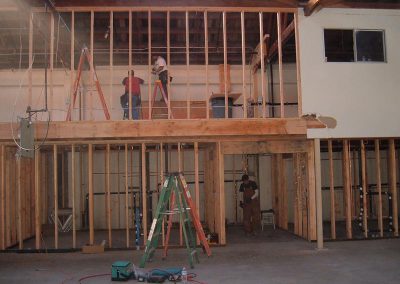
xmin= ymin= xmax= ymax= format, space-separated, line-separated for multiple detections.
xmin=71 ymin=145 xmax=76 ymax=248
xmin=277 ymin=12 xmax=285 ymax=118
xmin=148 ymin=11 xmax=152 ymax=120
xmin=314 ymin=139 xmax=323 ymax=249
xmin=125 ymin=144 xmax=129 ymax=247
xmin=167 ymin=12 xmax=171 ymax=118
xmin=361 ymin=140 xmax=368 ymax=238
xmin=106 ymin=144 xmax=112 ymax=247
xmin=375 ymin=139 xmax=383 ymax=237
xmin=259 ymin=12 xmax=266 ymax=118
xmin=28 ymin=12 xmax=33 ymax=106
xmin=217 ymin=142 xmax=226 ymax=244
xmin=294 ymin=13 xmax=302 ymax=116
xmin=128 ymin=11 xmax=132 ymax=120
xmin=222 ymin=12 xmax=228 ymax=118
xmin=204 ymin=11 xmax=209 ymax=119
xmin=142 ymin=143 xmax=147 ymax=244
xmin=342 ymin=140 xmax=352 ymax=239
xmin=109 ymin=12 xmax=114 ymax=112
xmin=178 ymin=143 xmax=183 ymax=245
xmin=194 ymin=142 xmax=200 ymax=227
xmin=50 ymin=13 xmax=55 ymax=114
xmin=17 ymin=157 xmax=22 ymax=249
xmin=328 ymin=140 xmax=336 ymax=239
xmin=307 ymin=142 xmax=317 ymax=241
xmin=89 ymin=11 xmax=94 ymax=120
xmin=53 ymin=145 xmax=58 ymax=248
xmin=0 ymin=145 xmax=5 ymax=250
xmin=88 ymin=144 xmax=94 ymax=245
xmin=34 ymin=148 xmax=40 ymax=249
xmin=185 ymin=11 xmax=190 ymax=119
xmin=241 ymin=11 xmax=247 ymax=118
xmin=389 ymin=139 xmax=398 ymax=236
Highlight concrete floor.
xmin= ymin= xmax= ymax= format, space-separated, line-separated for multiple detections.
xmin=1 ymin=228 xmax=400 ymax=284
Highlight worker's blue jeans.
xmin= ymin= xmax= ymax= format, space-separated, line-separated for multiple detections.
xmin=123 ymin=95 xmax=140 ymax=120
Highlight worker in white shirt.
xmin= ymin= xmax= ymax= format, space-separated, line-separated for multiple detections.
xmin=152 ymin=55 xmax=169 ymax=98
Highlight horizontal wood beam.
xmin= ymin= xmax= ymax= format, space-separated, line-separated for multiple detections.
xmin=222 ymin=140 xmax=310 ymax=154
xmin=0 ymin=119 xmax=325 ymax=142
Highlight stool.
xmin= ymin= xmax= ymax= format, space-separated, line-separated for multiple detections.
xmin=261 ymin=210 xmax=275 ymax=231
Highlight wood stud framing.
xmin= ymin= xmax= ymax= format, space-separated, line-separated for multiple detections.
xmin=204 ymin=11 xmax=209 ymax=119
xmin=71 ymin=145 xmax=76 ymax=248
xmin=222 ymin=12 xmax=228 ymax=119
xmin=277 ymin=12 xmax=285 ymax=118
xmin=88 ymin=144 xmax=94 ymax=245
xmin=361 ymin=140 xmax=368 ymax=238
xmin=328 ymin=140 xmax=336 ymax=239
xmin=389 ymin=139 xmax=399 ymax=236
xmin=259 ymin=12 xmax=266 ymax=118
xmin=128 ymin=11 xmax=133 ymax=120
xmin=53 ymin=145 xmax=58 ymax=249
xmin=375 ymin=139 xmax=383 ymax=237
xmin=125 ymin=143 xmax=129 ymax=247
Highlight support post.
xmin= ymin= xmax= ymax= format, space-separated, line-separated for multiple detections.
xmin=217 ymin=142 xmax=226 ymax=244
xmin=125 ymin=143 xmax=129 ymax=247
xmin=375 ymin=139 xmax=383 ymax=237
xmin=71 ymin=144 xmax=76 ymax=248
xmin=194 ymin=142 xmax=200 ymax=244
xmin=88 ymin=144 xmax=94 ymax=245
xmin=28 ymin=12 xmax=33 ymax=106
xmin=34 ymin=148 xmax=40 ymax=249
xmin=314 ymin=139 xmax=323 ymax=249
xmin=389 ymin=139 xmax=398 ymax=236
xmin=50 ymin=13 xmax=55 ymax=114
xmin=222 ymin=12 xmax=228 ymax=119
xmin=328 ymin=140 xmax=336 ymax=239
xmin=241 ymin=11 xmax=247 ymax=118
xmin=259 ymin=12 xmax=266 ymax=118
xmin=89 ymin=11 xmax=94 ymax=120
xmin=109 ymin=12 xmax=114 ymax=112
xmin=167 ymin=12 xmax=171 ymax=118
xmin=204 ymin=11 xmax=209 ymax=119
xmin=0 ymin=145 xmax=5 ymax=250
xmin=185 ymin=11 xmax=190 ymax=119
xmin=70 ymin=12 xmax=75 ymax=120
xmin=147 ymin=11 xmax=152 ymax=120
xmin=142 ymin=143 xmax=147 ymax=244
xmin=307 ymin=142 xmax=317 ymax=241
xmin=361 ymin=140 xmax=368 ymax=238
xmin=277 ymin=12 xmax=285 ymax=118
xmin=53 ymin=145 xmax=58 ymax=248
xmin=17 ymin=156 xmax=22 ymax=250
xmin=342 ymin=140 xmax=352 ymax=239
xmin=294 ymin=13 xmax=302 ymax=116
xmin=128 ymin=11 xmax=132 ymax=120
xmin=106 ymin=144 xmax=112 ymax=247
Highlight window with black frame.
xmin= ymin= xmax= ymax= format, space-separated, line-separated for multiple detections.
xmin=324 ymin=29 xmax=386 ymax=63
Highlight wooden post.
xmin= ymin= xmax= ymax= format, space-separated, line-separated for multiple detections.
xmin=109 ymin=12 xmax=114 ymax=112
xmin=389 ymin=139 xmax=398 ymax=236
xmin=125 ymin=144 xmax=129 ymax=247
xmin=294 ymin=13 xmax=302 ymax=117
xmin=178 ymin=143 xmax=183 ymax=245
xmin=277 ymin=12 xmax=285 ymax=118
xmin=241 ymin=11 xmax=247 ymax=119
xmin=17 ymin=156 xmax=22 ymax=250
xmin=217 ymin=142 xmax=226 ymax=244
xmin=128 ymin=11 xmax=132 ymax=120
xmin=375 ymin=139 xmax=383 ymax=237
xmin=222 ymin=12 xmax=228 ymax=118
xmin=50 ymin=13 xmax=55 ymax=114
xmin=342 ymin=140 xmax=352 ymax=239
xmin=53 ymin=145 xmax=58 ymax=248
xmin=71 ymin=145 xmax=76 ymax=248
xmin=88 ymin=144 xmax=94 ymax=245
xmin=28 ymin=12 xmax=33 ymax=106
xmin=314 ymin=139 xmax=323 ymax=249
xmin=106 ymin=144 xmax=112 ymax=247
xmin=70 ymin=12 xmax=75 ymax=120
xmin=361 ymin=140 xmax=368 ymax=238
xmin=89 ymin=11 xmax=94 ymax=120
xmin=167 ymin=12 xmax=171 ymax=119
xmin=307 ymin=142 xmax=317 ymax=241
xmin=185 ymin=11 xmax=190 ymax=119
xmin=0 ymin=145 xmax=4 ymax=250
xmin=34 ymin=148 xmax=41 ymax=249
xmin=194 ymin=142 xmax=200 ymax=244
xmin=259 ymin=12 xmax=266 ymax=118
xmin=160 ymin=143 xmax=165 ymax=246
xmin=142 ymin=143 xmax=147 ymax=244
xmin=204 ymin=11 xmax=209 ymax=119
xmin=328 ymin=140 xmax=336 ymax=239
xmin=148 ymin=11 xmax=152 ymax=120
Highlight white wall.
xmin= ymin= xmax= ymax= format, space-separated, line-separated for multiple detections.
xmin=299 ymin=8 xmax=400 ymax=138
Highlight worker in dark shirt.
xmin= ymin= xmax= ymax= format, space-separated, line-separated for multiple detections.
xmin=121 ymin=70 xmax=144 ymax=120
xmin=239 ymin=174 xmax=260 ymax=235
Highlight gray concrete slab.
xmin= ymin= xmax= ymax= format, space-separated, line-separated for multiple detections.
xmin=1 ymin=232 xmax=400 ymax=284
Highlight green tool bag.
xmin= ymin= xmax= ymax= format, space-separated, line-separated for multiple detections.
xmin=111 ymin=261 xmax=134 ymax=281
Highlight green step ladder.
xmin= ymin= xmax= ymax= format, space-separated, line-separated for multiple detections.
xmin=139 ymin=173 xmax=209 ymax=268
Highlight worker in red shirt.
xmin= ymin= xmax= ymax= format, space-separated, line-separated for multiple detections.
xmin=121 ymin=70 xmax=144 ymax=120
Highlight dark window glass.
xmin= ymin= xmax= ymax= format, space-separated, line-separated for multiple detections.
xmin=324 ymin=29 xmax=354 ymax=62
xmin=355 ymin=30 xmax=385 ymax=62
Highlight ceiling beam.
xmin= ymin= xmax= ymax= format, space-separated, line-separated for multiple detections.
xmin=304 ymin=0 xmax=322 ymax=17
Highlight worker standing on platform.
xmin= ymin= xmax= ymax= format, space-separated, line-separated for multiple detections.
xmin=240 ymin=174 xmax=260 ymax=236
xmin=121 ymin=70 xmax=144 ymax=120
xmin=152 ymin=55 xmax=169 ymax=98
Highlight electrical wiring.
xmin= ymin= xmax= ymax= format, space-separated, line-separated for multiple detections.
xmin=78 ymin=273 xmax=111 ymax=283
